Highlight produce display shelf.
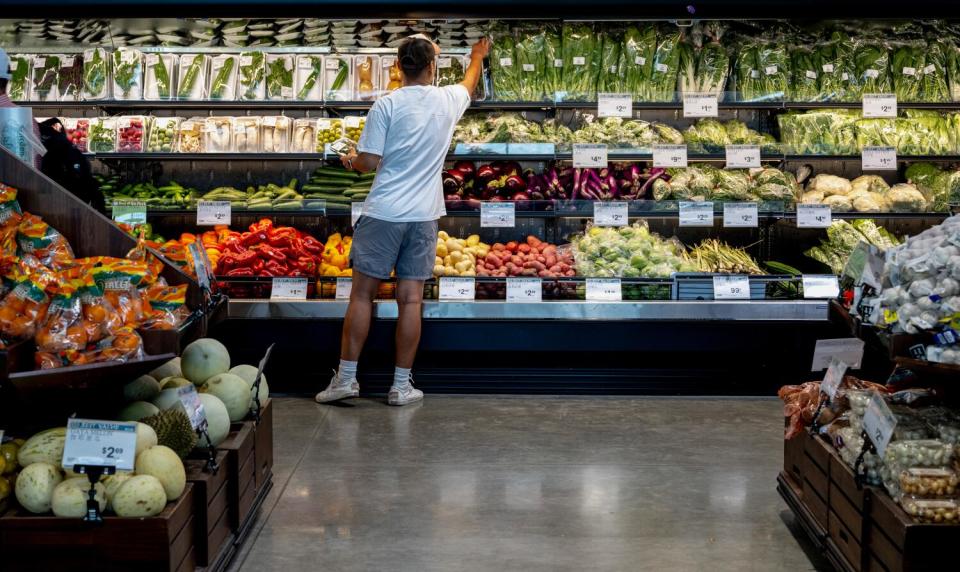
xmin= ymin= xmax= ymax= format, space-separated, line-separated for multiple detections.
xmin=226 ymin=299 xmax=830 ymax=321
xmin=782 ymin=154 xmax=960 ymax=162
xmin=95 ymin=152 xmax=322 ymax=161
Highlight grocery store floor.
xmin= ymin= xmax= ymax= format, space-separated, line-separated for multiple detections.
xmin=229 ymin=396 xmax=830 ymax=572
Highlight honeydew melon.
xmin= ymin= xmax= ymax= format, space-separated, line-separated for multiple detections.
xmin=135 ymin=445 xmax=185 ymax=501
xmin=197 ymin=393 xmax=230 ymax=447
xmin=112 ymin=475 xmax=167 ymax=517
xmin=15 ymin=462 xmax=62 ymax=513
xmin=181 ymin=339 xmax=230 ymax=385
xmin=123 ymin=375 xmax=161 ymax=402
xmin=117 ymin=401 xmax=159 ymax=422
xmin=202 ymin=373 xmax=251 ymax=422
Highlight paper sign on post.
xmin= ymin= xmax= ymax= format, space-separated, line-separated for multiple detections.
xmin=797 ymin=204 xmax=832 ymax=228
xmin=862 ymin=146 xmax=897 ymax=171
xmin=820 ymin=357 xmax=849 ymax=398
xmin=862 ymin=93 xmax=897 ymax=118
xmin=722 ymin=202 xmax=758 ymax=228
xmin=597 ymin=93 xmax=632 ymax=118
xmin=653 ymin=144 xmax=688 ymax=168
xmin=112 ymin=200 xmax=147 ymax=225
xmin=271 ymin=277 xmax=308 ymax=300
xmin=683 ymin=93 xmax=719 ymax=118
xmin=439 ymin=277 xmax=475 ymax=300
xmin=507 ymin=278 xmax=542 ymax=302
xmin=802 ymin=275 xmax=841 ymax=299
xmin=864 ymin=392 xmax=897 ymax=456
xmin=62 ymin=419 xmax=138 ymax=471
xmin=593 ymin=202 xmax=629 ymax=227
xmin=336 ymin=277 xmax=352 ymax=299
xmin=679 ymin=201 xmax=714 ymax=227
xmin=176 ymin=385 xmax=207 ymax=431
xmin=712 ymin=275 xmax=751 ymax=300
xmin=811 ymin=338 xmax=865 ymax=370
xmin=480 ymin=202 xmax=516 ymax=228
xmin=572 ymin=144 xmax=608 ymax=168
xmin=197 ymin=201 xmax=231 ymax=226
xmin=586 ymin=278 xmax=622 ymax=301
xmin=725 ymin=145 xmax=761 ymax=168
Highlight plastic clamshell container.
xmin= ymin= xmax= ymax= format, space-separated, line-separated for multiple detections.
xmin=116 ymin=115 xmax=148 ymax=152
xmin=176 ymin=53 xmax=209 ymax=101
xmin=88 ymin=117 xmax=118 ymax=153
xmin=237 ymin=52 xmax=266 ymax=101
xmin=343 ymin=116 xmax=365 ymax=142
xmin=146 ymin=116 xmax=182 ymax=152
xmin=899 ymin=496 xmax=960 ymax=524
xmin=204 ymin=116 xmax=235 ymax=152
xmin=323 ymin=55 xmax=353 ymax=101
xmin=315 ymin=118 xmax=344 ymax=152
xmin=295 ymin=54 xmax=324 ymax=100
xmin=208 ymin=54 xmax=239 ymax=101
xmin=261 ymin=116 xmax=292 ymax=153
xmin=81 ymin=48 xmax=110 ymax=100
xmin=353 ymin=54 xmax=379 ymax=101
xmin=291 ymin=118 xmax=317 ymax=153
xmin=176 ymin=117 xmax=206 ymax=153
xmin=265 ymin=54 xmax=296 ymax=101
xmin=899 ymin=467 xmax=960 ymax=498
xmin=380 ymin=55 xmax=402 ymax=97
xmin=885 ymin=440 xmax=955 ymax=468
xmin=61 ymin=117 xmax=90 ymax=153
xmin=112 ymin=48 xmax=144 ymax=101
xmin=144 ymin=53 xmax=178 ymax=100
xmin=8 ymin=54 xmax=32 ymax=101
xmin=233 ymin=116 xmax=262 ymax=152
xmin=57 ymin=53 xmax=84 ymax=102
xmin=30 ymin=54 xmax=61 ymax=102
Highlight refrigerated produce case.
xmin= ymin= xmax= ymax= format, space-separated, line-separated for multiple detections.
xmin=4 ymin=6 xmax=960 ymax=394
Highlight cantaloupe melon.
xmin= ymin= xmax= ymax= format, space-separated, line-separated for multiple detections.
xmin=181 ymin=339 xmax=230 ymax=385
xmin=112 ymin=475 xmax=167 ymax=517
xmin=135 ymin=445 xmax=185 ymax=501
xmin=197 ymin=394 xmax=230 ymax=448
xmin=15 ymin=462 xmax=62 ymax=513
xmin=117 ymin=401 xmax=160 ymax=422
xmin=149 ymin=357 xmax=181 ymax=381
xmin=17 ymin=428 xmax=66 ymax=467
xmin=202 ymin=373 xmax=251 ymax=422
xmin=123 ymin=375 xmax=161 ymax=402
xmin=52 ymin=477 xmax=106 ymax=517
xmin=229 ymin=364 xmax=270 ymax=409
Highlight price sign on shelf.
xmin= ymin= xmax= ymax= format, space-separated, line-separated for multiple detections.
xmin=507 ymin=278 xmax=542 ymax=302
xmin=62 ymin=419 xmax=138 ymax=471
xmin=196 ymin=200 xmax=231 ymax=226
xmin=862 ymin=146 xmax=897 ymax=171
xmin=682 ymin=93 xmax=719 ymax=118
xmin=597 ymin=93 xmax=632 ymax=118
xmin=112 ymin=200 xmax=147 ymax=225
xmin=802 ymin=274 xmax=841 ymax=299
xmin=593 ymin=202 xmax=629 ymax=227
xmin=653 ymin=144 xmax=688 ymax=168
xmin=176 ymin=385 xmax=207 ymax=431
xmin=811 ymin=338 xmax=865 ymax=370
xmin=722 ymin=202 xmax=758 ymax=228
xmin=481 ymin=202 xmax=515 ymax=228
xmin=796 ymin=204 xmax=832 ymax=228
xmin=586 ymin=278 xmax=622 ymax=301
xmin=725 ymin=144 xmax=761 ymax=169
xmin=712 ymin=275 xmax=751 ymax=300
xmin=351 ymin=202 xmax=364 ymax=226
xmin=820 ymin=357 xmax=849 ymax=399
xmin=572 ymin=143 xmax=608 ymax=168
xmin=335 ymin=277 xmax=353 ymax=300
xmin=271 ymin=277 xmax=308 ymax=300
xmin=864 ymin=392 xmax=898 ymax=456
xmin=679 ymin=201 xmax=714 ymax=227
xmin=439 ymin=277 xmax=475 ymax=300
xmin=862 ymin=93 xmax=897 ymax=118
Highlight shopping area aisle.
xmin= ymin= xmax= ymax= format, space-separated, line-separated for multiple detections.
xmin=229 ymin=396 xmax=827 ymax=572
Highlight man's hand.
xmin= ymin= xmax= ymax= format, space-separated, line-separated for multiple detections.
xmin=470 ymin=37 xmax=491 ymax=61
xmin=341 ymin=149 xmax=358 ymax=171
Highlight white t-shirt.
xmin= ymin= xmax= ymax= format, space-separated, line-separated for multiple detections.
xmin=356 ymin=84 xmax=471 ymax=222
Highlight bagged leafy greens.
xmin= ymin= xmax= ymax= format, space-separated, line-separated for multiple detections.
xmin=853 ymin=41 xmax=891 ymax=96
xmin=31 ymin=55 xmax=60 ymax=102
xmin=679 ymin=23 xmax=730 ymax=99
xmin=622 ymin=25 xmax=657 ymax=101
xmin=649 ymin=27 xmax=682 ymax=102
xmin=598 ymin=28 xmax=623 ymax=93
xmin=816 ymin=32 xmax=855 ymax=102
xmin=7 ymin=55 xmax=30 ymax=101
xmin=111 ymin=49 xmax=143 ymax=100
xmin=542 ymin=25 xmax=563 ymax=99
xmin=891 ymin=42 xmax=925 ymax=102
xmin=790 ymin=47 xmax=820 ymax=101
xmin=922 ymin=39 xmax=950 ymax=103
xmin=515 ymin=27 xmax=547 ymax=101
xmin=490 ymin=27 xmax=521 ymax=101
xmin=561 ymin=22 xmax=599 ymax=101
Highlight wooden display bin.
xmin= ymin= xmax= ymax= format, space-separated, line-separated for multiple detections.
xmin=254 ymin=398 xmax=274 ymax=491
xmin=0 ymin=484 xmax=195 ymax=572
xmin=803 ymin=432 xmax=831 ymax=530
xmin=828 ymin=452 xmax=870 ymax=571
xmin=220 ymin=420 xmax=257 ymax=533
xmin=866 ymin=488 xmax=960 ymax=572
xmin=186 ymin=451 xmax=234 ymax=569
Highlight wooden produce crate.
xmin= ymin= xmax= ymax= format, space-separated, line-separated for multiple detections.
xmin=0 ymin=484 xmax=195 ymax=572
xmin=253 ymin=398 xmax=274 ymax=492
xmin=783 ymin=432 xmax=806 ymax=488
xmin=219 ymin=419 xmax=257 ymax=532
xmin=866 ymin=488 xmax=960 ymax=572
xmin=803 ymin=432 xmax=832 ymax=531
xmin=828 ymin=452 xmax=870 ymax=571
xmin=186 ymin=451 xmax=234 ymax=569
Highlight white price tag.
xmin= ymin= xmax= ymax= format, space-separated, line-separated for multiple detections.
xmin=112 ymin=200 xmax=148 ymax=225
xmin=712 ymin=275 xmax=751 ymax=300
xmin=597 ymin=93 xmax=632 ymax=118
xmin=62 ymin=419 xmax=138 ymax=471
xmin=197 ymin=200 xmax=231 ymax=226
xmin=679 ymin=201 xmax=714 ymax=227
xmin=682 ymin=93 xmax=718 ymax=118
xmin=240 ymin=55 xmax=253 ymax=66
xmin=344 ymin=116 xmax=363 ymax=128
xmin=722 ymin=202 xmax=758 ymax=228
xmin=146 ymin=54 xmax=160 ymax=66
xmin=437 ymin=57 xmax=452 ymax=69
xmin=862 ymin=93 xmax=897 ymax=118
xmin=499 ymin=57 xmax=513 ymax=67
xmin=572 ymin=56 xmax=586 ymax=66
xmin=352 ymin=202 xmax=364 ymax=226
xmin=335 ymin=277 xmax=352 ymax=300
xmin=439 ymin=277 xmax=475 ymax=300
xmin=507 ymin=278 xmax=542 ymax=302
xmin=281 ymin=86 xmax=294 ymax=98
xmin=725 ymin=144 xmax=761 ymax=168
xmin=176 ymin=385 xmax=207 ymax=431
xmin=480 ymin=202 xmax=516 ymax=228
xmin=554 ymin=58 xmax=563 ymax=68
xmin=634 ymin=56 xmax=646 ymax=66
xmin=797 ymin=204 xmax=832 ymax=228
xmin=653 ymin=144 xmax=687 ymax=168
xmin=862 ymin=146 xmax=897 ymax=171
xmin=820 ymin=357 xmax=848 ymax=399
xmin=802 ymin=275 xmax=840 ymax=299
xmin=864 ymin=392 xmax=897 ymax=456
xmin=811 ymin=338 xmax=865 ymax=370
xmin=586 ymin=278 xmax=622 ymax=301
xmin=572 ymin=143 xmax=608 ymax=168
xmin=593 ymin=202 xmax=629 ymax=227
xmin=326 ymin=59 xmax=341 ymax=70
xmin=271 ymin=277 xmax=309 ymax=300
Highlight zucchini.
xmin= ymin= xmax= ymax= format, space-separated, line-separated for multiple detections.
xmin=301 ymin=184 xmax=351 ymax=193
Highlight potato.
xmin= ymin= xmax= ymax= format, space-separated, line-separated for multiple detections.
xmin=467 ymin=234 xmax=480 ymax=246
xmin=436 ymin=243 xmax=448 ymax=257
xmin=446 ymin=239 xmax=463 ymax=253
xmin=450 ymin=251 xmax=463 ymax=263
xmin=438 ymin=231 xmax=449 ymax=240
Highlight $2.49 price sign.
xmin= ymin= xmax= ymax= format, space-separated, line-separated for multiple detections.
xmin=439 ymin=277 xmax=475 ymax=300
xmin=862 ymin=93 xmax=897 ymax=118
xmin=507 ymin=277 xmax=542 ymax=302
xmin=62 ymin=419 xmax=138 ymax=471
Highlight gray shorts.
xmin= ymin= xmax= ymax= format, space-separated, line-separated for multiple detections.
xmin=350 ymin=216 xmax=439 ymax=281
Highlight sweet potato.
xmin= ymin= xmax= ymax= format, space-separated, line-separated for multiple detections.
xmin=493 ymin=243 xmax=505 ymax=251
xmin=506 ymin=241 xmax=518 ymax=251
xmin=518 ymin=244 xmax=531 ymax=254
xmin=545 ymin=255 xmax=557 ymax=267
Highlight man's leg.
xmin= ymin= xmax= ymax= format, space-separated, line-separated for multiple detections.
xmin=394 ymin=279 xmax=426 ymax=369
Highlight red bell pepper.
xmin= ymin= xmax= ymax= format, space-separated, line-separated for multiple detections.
xmin=250 ymin=259 xmax=265 ymax=275
xmin=300 ymin=236 xmax=323 ymax=255
xmin=265 ymin=259 xmax=288 ymax=276
xmin=252 ymin=243 xmax=287 ymax=263
xmin=226 ymin=267 xmax=254 ymax=276
xmin=225 ymin=238 xmax=246 ymax=254
xmin=249 ymin=219 xmax=274 ymax=234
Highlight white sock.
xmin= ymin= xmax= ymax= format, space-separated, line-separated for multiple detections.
xmin=337 ymin=360 xmax=358 ymax=385
xmin=392 ymin=367 xmax=412 ymax=390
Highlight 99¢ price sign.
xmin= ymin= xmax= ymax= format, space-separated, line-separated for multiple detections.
xmin=62 ymin=419 xmax=138 ymax=471
xmin=712 ymin=275 xmax=751 ymax=300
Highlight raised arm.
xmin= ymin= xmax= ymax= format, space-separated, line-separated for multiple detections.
xmin=459 ymin=38 xmax=491 ymax=98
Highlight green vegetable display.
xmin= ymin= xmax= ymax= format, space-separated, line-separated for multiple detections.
xmin=905 ymin=162 xmax=960 ymax=211
xmin=805 ymin=220 xmax=902 ymax=274
xmin=572 ymin=223 xmax=697 ymax=278
xmin=296 ymin=56 xmax=323 ymax=100
xmin=854 ymin=42 xmax=891 ymax=96
xmin=651 ymin=165 xmax=798 ymax=204
xmin=31 ymin=55 xmax=60 ymax=101
xmin=89 ymin=119 xmax=117 ymax=153
xmin=790 ymin=47 xmax=820 ymax=101
xmin=82 ymin=48 xmax=109 ymax=100
xmin=209 ymin=55 xmax=237 ymax=100
xmin=779 ymin=109 xmax=958 ymax=155
xmin=648 ymin=27 xmax=682 ymax=101
xmin=598 ymin=29 xmax=622 ymax=93
xmin=891 ymin=43 xmax=925 ymax=102
xmin=815 ymin=32 xmax=855 ymax=102
xmin=922 ymin=39 xmax=950 ymax=103
xmin=683 ymin=119 xmax=777 ymax=154
xmin=8 ymin=55 xmax=30 ymax=101
xmin=326 ymin=58 xmax=349 ymax=99
xmin=436 ymin=56 xmax=465 ymax=88
xmin=515 ymin=27 xmax=547 ymax=100
xmin=491 ymin=27 xmax=521 ymax=100
xmin=266 ymin=55 xmax=294 ymax=100
xmin=58 ymin=54 xmax=84 ymax=101
xmin=177 ymin=54 xmax=206 ymax=100
xmin=679 ymin=24 xmax=730 ymax=99
xmin=238 ymin=52 xmax=265 ymax=101
xmin=561 ymin=22 xmax=599 ymax=100
xmin=149 ymin=56 xmax=172 ymax=99
xmin=112 ymin=49 xmax=143 ymax=99
xmin=542 ymin=25 xmax=563 ymax=98
xmin=622 ymin=25 xmax=657 ymax=100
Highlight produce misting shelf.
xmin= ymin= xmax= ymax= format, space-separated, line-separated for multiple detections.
xmin=225 ymin=299 xmax=830 ymax=321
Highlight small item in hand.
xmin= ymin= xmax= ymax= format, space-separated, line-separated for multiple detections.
xmin=329 ymin=137 xmax=357 ymax=157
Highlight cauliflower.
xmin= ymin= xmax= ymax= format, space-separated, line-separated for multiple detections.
xmin=801 ymin=190 xmax=825 ymax=204
xmin=808 ymin=174 xmax=852 ymax=197
xmin=852 ymin=192 xmax=888 ymax=213
xmin=886 ymin=183 xmax=927 ymax=212
xmin=850 ymin=175 xmax=890 ymax=196
xmin=822 ymin=195 xmax=853 ymax=212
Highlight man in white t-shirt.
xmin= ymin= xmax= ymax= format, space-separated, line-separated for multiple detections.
xmin=316 ymin=36 xmax=490 ymax=406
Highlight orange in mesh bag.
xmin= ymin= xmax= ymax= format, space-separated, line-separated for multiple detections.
xmin=35 ymin=279 xmax=88 ymax=352
xmin=90 ymin=259 xmax=149 ymax=328
xmin=127 ymin=235 xmax=163 ymax=285
xmin=0 ymin=263 xmax=54 ymax=340
xmin=141 ymin=283 xmax=189 ymax=330
xmin=16 ymin=213 xmax=75 ymax=270
xmin=38 ymin=326 xmax=145 ymax=369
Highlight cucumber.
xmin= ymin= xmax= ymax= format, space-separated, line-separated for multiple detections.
xmin=312 ymin=167 xmax=358 ymax=178
xmin=764 ymin=261 xmax=802 ymax=276
xmin=302 ymin=184 xmax=350 ymax=193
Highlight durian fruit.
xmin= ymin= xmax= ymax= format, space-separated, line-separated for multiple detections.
xmin=139 ymin=409 xmax=197 ymax=459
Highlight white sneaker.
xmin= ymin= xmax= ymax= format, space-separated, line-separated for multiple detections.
xmin=388 ymin=378 xmax=424 ymax=406
xmin=315 ymin=373 xmax=360 ymax=403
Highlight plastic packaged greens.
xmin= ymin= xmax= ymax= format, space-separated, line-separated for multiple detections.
xmin=854 ymin=41 xmax=891 ymax=96
xmin=922 ymin=39 xmax=950 ymax=103
xmin=598 ymin=28 xmax=623 ymax=93
xmin=208 ymin=54 xmax=238 ymax=101
xmin=58 ymin=54 xmax=84 ymax=102
xmin=266 ymin=54 xmax=295 ymax=100
xmin=112 ymin=49 xmax=143 ymax=101
xmin=515 ymin=27 xmax=547 ymax=101
xmin=948 ymin=42 xmax=960 ymax=102
xmin=649 ymin=27 xmax=681 ymax=102
xmin=622 ymin=25 xmax=656 ymax=101
xmin=490 ymin=27 xmax=520 ymax=100
xmin=790 ymin=47 xmax=820 ymax=101
xmin=562 ymin=22 xmax=599 ymax=101
xmin=777 ymin=110 xmax=858 ymax=154
xmin=7 ymin=54 xmax=30 ymax=101
xmin=82 ymin=48 xmax=109 ymax=100
xmin=322 ymin=55 xmax=351 ymax=101
xmin=436 ymin=55 xmax=464 ymax=88
xmin=892 ymin=42 xmax=925 ymax=102
xmin=757 ymin=42 xmax=790 ymax=101
xmin=176 ymin=53 xmax=208 ymax=100
xmin=144 ymin=53 xmax=176 ymax=100
xmin=542 ymin=24 xmax=563 ymax=100
xmin=295 ymin=55 xmax=324 ymax=100
xmin=816 ymin=32 xmax=855 ymax=102
xmin=238 ymin=52 xmax=266 ymax=101
xmin=734 ymin=43 xmax=760 ymax=101
xmin=31 ymin=54 xmax=60 ymax=102
xmin=679 ymin=23 xmax=730 ymax=100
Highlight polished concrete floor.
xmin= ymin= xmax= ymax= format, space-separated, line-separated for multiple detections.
xmin=229 ymin=396 xmax=828 ymax=572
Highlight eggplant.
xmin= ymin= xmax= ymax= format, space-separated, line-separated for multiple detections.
xmin=504 ymin=174 xmax=526 ymax=193
xmin=476 ymin=164 xmax=496 ymax=183
xmin=443 ymin=170 xmax=465 ymax=194
xmin=445 ymin=193 xmax=462 ymax=202
xmin=453 ymin=160 xmax=476 ymax=178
